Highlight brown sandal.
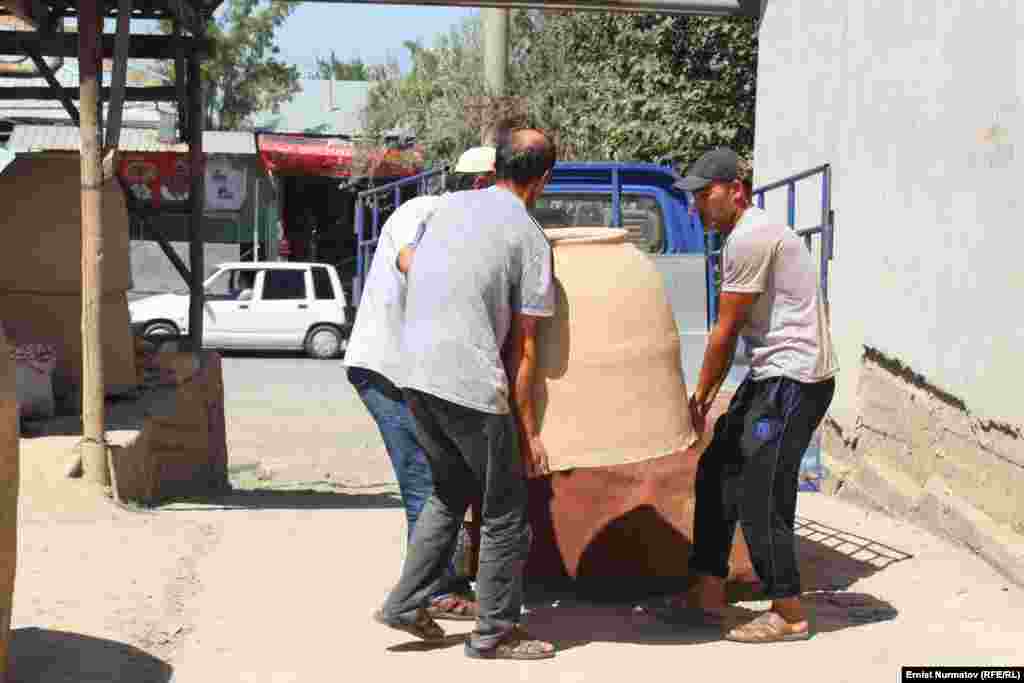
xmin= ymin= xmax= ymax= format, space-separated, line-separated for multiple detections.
xmin=465 ymin=626 xmax=556 ymax=660
xmin=426 ymin=594 xmax=478 ymax=621
xmin=724 ymin=612 xmax=810 ymax=643
xmin=373 ymin=608 xmax=446 ymax=641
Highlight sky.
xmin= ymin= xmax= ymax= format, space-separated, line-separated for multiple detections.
xmin=272 ymin=3 xmax=479 ymax=76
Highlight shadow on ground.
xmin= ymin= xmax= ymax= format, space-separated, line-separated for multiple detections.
xmin=508 ymin=511 xmax=910 ymax=653
xmin=8 ymin=627 xmax=172 ymax=683
xmin=515 ymin=591 xmax=899 ymax=653
xmin=156 ymin=486 xmax=402 ymax=511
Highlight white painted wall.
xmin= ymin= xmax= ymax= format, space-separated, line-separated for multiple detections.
xmin=754 ymin=0 xmax=1023 ymax=428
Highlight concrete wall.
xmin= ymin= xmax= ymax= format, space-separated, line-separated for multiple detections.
xmin=755 ymin=1 xmax=1023 ymax=583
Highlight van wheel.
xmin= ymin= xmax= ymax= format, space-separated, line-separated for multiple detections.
xmin=142 ymin=321 xmax=179 ymax=339
xmin=305 ymin=325 xmax=344 ymax=360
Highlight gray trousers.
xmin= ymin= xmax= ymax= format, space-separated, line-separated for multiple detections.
xmin=381 ymin=389 xmax=530 ymax=650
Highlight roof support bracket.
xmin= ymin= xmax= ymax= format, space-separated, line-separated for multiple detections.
xmin=23 ymin=45 xmax=79 ymax=125
xmin=119 ymin=179 xmax=194 ymax=287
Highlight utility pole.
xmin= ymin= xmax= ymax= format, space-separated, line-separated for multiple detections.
xmin=481 ymin=7 xmax=509 ymax=145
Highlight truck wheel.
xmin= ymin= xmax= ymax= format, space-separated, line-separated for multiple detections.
xmin=142 ymin=321 xmax=179 ymax=339
xmin=304 ymin=325 xmax=344 ymax=360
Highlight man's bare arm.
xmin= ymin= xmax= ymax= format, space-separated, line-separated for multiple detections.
xmin=396 ymin=245 xmax=415 ymax=274
xmin=503 ymin=312 xmax=548 ymax=477
xmin=690 ymin=291 xmax=757 ymax=433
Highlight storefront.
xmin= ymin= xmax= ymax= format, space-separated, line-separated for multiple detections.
xmin=255 ymin=133 xmax=424 ymax=298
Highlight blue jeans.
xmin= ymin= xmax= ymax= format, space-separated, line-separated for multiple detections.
xmin=347 ymin=366 xmax=470 ymax=597
xmin=348 ymin=366 xmax=433 ymax=535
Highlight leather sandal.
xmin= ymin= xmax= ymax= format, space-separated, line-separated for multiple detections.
xmin=465 ymin=626 xmax=556 ymax=660
xmin=373 ymin=608 xmax=446 ymax=641
xmin=724 ymin=611 xmax=811 ymax=643
xmin=426 ymin=594 xmax=479 ymax=621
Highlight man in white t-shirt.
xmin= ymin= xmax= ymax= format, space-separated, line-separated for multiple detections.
xmin=669 ymin=147 xmax=838 ymax=643
xmin=345 ymin=146 xmax=496 ymax=621
xmin=375 ymin=129 xmax=558 ymax=661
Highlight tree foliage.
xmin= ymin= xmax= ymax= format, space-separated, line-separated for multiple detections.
xmin=200 ymin=0 xmax=301 ymax=130
xmin=313 ymin=51 xmax=369 ymax=81
xmin=365 ymin=11 xmax=758 ymax=170
xmin=364 ymin=19 xmax=487 ymax=163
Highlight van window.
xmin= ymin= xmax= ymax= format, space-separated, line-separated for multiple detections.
xmin=312 ymin=266 xmax=335 ymax=300
xmin=205 ymin=268 xmax=261 ymax=301
xmin=263 ymin=270 xmax=306 ymax=300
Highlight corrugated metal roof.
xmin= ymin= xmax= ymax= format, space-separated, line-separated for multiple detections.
xmin=0 ymin=58 xmax=167 ymax=126
xmin=7 ymin=124 xmax=257 ymax=155
xmin=250 ymin=79 xmax=370 ymax=136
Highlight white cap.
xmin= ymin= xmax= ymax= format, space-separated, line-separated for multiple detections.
xmin=453 ymin=146 xmax=496 ymax=174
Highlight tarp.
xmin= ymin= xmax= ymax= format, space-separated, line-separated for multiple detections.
xmin=256 ymin=133 xmax=423 ymax=179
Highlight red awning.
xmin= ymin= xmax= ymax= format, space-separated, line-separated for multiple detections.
xmin=256 ymin=133 xmax=424 ymax=179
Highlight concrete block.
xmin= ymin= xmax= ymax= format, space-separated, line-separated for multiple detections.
xmin=857 ymin=364 xmax=912 ymax=444
xmin=107 ymin=429 xmax=156 ymax=504
xmin=842 ymin=456 xmax=926 ymax=520
xmin=141 ymin=351 xmax=228 ymax=500
xmin=918 ymin=475 xmax=1024 ymax=589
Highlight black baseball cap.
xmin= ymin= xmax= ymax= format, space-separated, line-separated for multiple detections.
xmin=673 ymin=147 xmax=741 ymax=192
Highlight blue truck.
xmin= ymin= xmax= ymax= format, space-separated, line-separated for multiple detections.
xmin=351 ymin=160 xmax=705 ymax=309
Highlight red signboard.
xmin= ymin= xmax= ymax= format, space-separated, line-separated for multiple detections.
xmin=119 ymin=152 xmax=197 ymax=206
xmin=256 ymin=134 xmax=424 ymax=179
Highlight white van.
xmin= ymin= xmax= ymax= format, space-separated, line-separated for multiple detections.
xmin=128 ymin=262 xmax=350 ymax=359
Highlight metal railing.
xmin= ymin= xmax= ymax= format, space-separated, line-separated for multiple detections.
xmin=352 ymin=167 xmax=447 ymax=304
xmin=704 ymin=164 xmax=834 ymax=328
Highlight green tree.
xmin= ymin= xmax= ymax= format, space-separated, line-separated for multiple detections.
xmin=199 ymin=0 xmax=301 ymax=130
xmin=364 ymin=19 xmax=487 ymax=165
xmin=364 ymin=10 xmax=758 ymax=169
xmin=512 ymin=11 xmax=758 ymax=167
xmin=314 ymin=51 xmax=369 ymax=81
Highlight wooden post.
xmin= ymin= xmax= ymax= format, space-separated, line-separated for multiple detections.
xmin=77 ymin=0 xmax=109 ymax=487
xmin=186 ymin=54 xmax=205 ymax=351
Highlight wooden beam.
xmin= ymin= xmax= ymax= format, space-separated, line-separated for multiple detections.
xmin=169 ymin=0 xmax=203 ymax=38
xmin=24 ymin=47 xmax=79 ymax=125
xmin=0 ymin=31 xmax=213 ymax=59
xmin=187 ymin=55 xmax=205 ymax=351
xmin=174 ymin=17 xmax=188 ymax=142
xmin=77 ymin=0 xmax=109 ymax=487
xmin=104 ymin=0 xmax=132 ymax=150
xmin=118 ymin=178 xmax=194 ymax=285
xmin=0 ymin=86 xmax=180 ymax=101
xmin=138 ymin=216 xmax=194 ymax=286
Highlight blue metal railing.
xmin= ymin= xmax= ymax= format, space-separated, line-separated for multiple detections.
xmin=352 ymin=167 xmax=447 ymax=305
xmin=704 ymin=164 xmax=834 ymax=329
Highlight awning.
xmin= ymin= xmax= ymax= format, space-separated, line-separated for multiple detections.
xmin=256 ymin=133 xmax=423 ymax=179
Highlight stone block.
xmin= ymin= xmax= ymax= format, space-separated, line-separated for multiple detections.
xmin=141 ymin=351 xmax=228 ymax=500
xmin=107 ymin=429 xmax=156 ymax=504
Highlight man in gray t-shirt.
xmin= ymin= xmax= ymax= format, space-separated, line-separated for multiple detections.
xmin=669 ymin=147 xmax=837 ymax=644
xmin=375 ymin=129 xmax=558 ymax=661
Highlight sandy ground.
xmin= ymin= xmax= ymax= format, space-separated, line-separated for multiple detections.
xmin=8 ymin=351 xmax=1023 ymax=681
